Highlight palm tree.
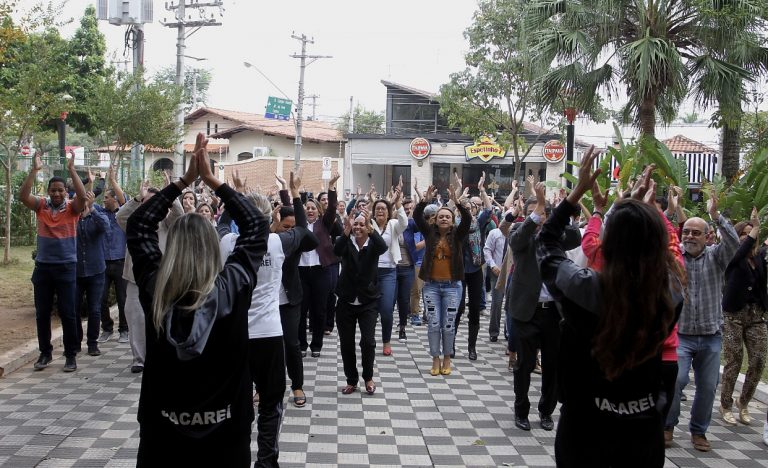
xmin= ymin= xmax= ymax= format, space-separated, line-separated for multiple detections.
xmin=689 ymin=4 xmax=768 ymax=181
xmin=525 ymin=0 xmax=756 ymax=140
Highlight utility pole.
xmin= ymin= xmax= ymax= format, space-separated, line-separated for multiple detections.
xmin=305 ymin=94 xmax=319 ymax=120
xmin=290 ymin=33 xmax=331 ymax=171
xmin=348 ymin=96 xmax=354 ymax=133
xmin=130 ymin=24 xmax=144 ymax=185
xmin=163 ymin=1 xmax=223 ymax=175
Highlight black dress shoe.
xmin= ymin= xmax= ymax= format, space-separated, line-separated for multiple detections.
xmin=490 ymin=336 xmax=498 ymax=343
xmin=468 ymin=348 xmax=478 ymax=360
xmin=33 ymin=354 xmax=52 ymax=370
xmin=515 ymin=416 xmax=531 ymax=431
xmin=540 ymin=414 xmax=554 ymax=431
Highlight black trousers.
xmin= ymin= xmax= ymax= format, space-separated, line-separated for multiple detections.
xmin=298 ymin=265 xmax=333 ymax=352
xmin=513 ymin=304 xmax=561 ymax=418
xmin=555 ymin=405 xmax=665 ymax=468
xmin=336 ymin=300 xmax=377 ymax=386
xmin=248 ymin=336 xmax=285 ymax=468
xmin=101 ymin=259 xmax=128 ymax=333
xmin=138 ymin=430 xmax=251 ymax=467
xmin=279 ymin=303 xmax=304 ymax=391
xmin=455 ymin=269 xmax=484 ymax=350
xmin=324 ymin=264 xmax=339 ymax=332
xmin=657 ymin=360 xmax=678 ymax=424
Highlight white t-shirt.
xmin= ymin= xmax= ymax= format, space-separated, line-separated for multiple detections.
xmin=299 ymin=221 xmax=321 ymax=267
xmin=220 ymin=232 xmax=285 ymax=339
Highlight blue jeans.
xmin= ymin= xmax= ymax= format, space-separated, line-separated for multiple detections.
xmin=77 ymin=273 xmax=105 ymax=348
xmin=396 ymin=265 xmax=415 ymax=328
xmin=665 ymin=333 xmax=722 ymax=435
xmin=32 ymin=262 xmax=79 ymax=358
xmin=422 ymin=280 xmax=462 ymax=357
xmin=377 ymin=267 xmax=397 ymax=343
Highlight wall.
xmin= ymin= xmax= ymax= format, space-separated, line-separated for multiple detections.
xmin=218 ymin=157 xmax=343 ymax=197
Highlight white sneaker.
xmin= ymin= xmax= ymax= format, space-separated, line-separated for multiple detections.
xmin=763 ymin=421 xmax=768 ymax=446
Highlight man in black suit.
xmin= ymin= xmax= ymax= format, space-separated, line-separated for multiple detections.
xmin=506 ymin=181 xmax=582 ymax=431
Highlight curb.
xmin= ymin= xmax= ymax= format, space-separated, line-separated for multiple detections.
xmin=0 ymin=305 xmax=118 ymax=378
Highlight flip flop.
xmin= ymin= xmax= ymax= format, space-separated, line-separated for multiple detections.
xmin=292 ymin=390 xmax=306 ymax=408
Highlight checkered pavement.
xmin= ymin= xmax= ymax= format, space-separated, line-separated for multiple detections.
xmin=1 ymin=310 xmax=768 ymax=467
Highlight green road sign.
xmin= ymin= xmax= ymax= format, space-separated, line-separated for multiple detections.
xmin=265 ymin=96 xmax=292 ymax=120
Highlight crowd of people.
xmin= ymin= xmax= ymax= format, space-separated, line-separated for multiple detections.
xmin=20 ymin=134 xmax=768 ymax=467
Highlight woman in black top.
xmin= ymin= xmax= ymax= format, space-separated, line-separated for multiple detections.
xmin=126 ymin=134 xmax=268 ymax=467
xmin=333 ymin=209 xmax=388 ymax=395
xmin=537 ymin=152 xmax=684 ymax=468
xmin=719 ymin=208 xmax=767 ymax=426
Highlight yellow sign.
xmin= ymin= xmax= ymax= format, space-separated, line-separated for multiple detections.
xmin=464 ymin=136 xmax=505 ymax=162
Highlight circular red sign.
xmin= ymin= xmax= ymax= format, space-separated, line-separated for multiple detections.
xmin=20 ymin=145 xmax=30 ymax=156
xmin=409 ymin=138 xmax=431 ymax=160
xmin=543 ymin=140 xmax=565 ymax=163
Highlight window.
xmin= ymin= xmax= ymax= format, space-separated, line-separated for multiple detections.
xmin=206 ymin=120 xmax=210 ymax=135
xmin=214 ymin=123 xmax=218 ymax=134
xmin=237 ymin=152 xmax=253 ymax=161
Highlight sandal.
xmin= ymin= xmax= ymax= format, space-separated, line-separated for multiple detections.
xmin=341 ymin=384 xmax=357 ymax=395
xmin=382 ymin=343 xmax=392 ymax=356
xmin=365 ymin=381 xmax=376 ymax=395
xmin=292 ymin=390 xmax=306 ymax=408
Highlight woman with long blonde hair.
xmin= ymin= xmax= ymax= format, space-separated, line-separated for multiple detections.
xmin=126 ymin=133 xmax=269 ymax=467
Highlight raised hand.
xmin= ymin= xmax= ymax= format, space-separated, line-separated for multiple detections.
xmin=182 ymin=133 xmax=206 ymax=186
xmin=706 ymin=187 xmax=719 ymax=220
xmin=630 ymin=164 xmax=655 ymax=201
xmin=84 ymin=191 xmax=95 ymax=208
xmin=642 ymin=178 xmax=657 ymax=205
xmin=67 ymin=149 xmax=76 ymax=173
xmin=566 ymin=145 xmax=601 ymax=205
xmin=139 ymin=179 xmax=149 ymax=202
xmin=289 ymin=169 xmax=302 ymax=198
xmin=275 ymin=173 xmax=287 ymax=190
xmin=163 ymin=169 xmax=172 ymax=187
xmin=33 ymin=151 xmax=43 ymax=171
xmin=232 ymin=169 xmax=246 ymax=193
xmin=328 ymin=171 xmax=341 ymax=190
xmin=592 ymin=181 xmax=608 ymax=212
xmin=478 ymin=171 xmax=486 ymax=191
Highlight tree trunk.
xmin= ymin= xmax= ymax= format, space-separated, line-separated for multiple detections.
xmin=4 ymin=165 xmax=11 ymax=264
xmin=721 ymin=118 xmax=742 ymax=183
xmin=638 ymin=97 xmax=656 ymax=137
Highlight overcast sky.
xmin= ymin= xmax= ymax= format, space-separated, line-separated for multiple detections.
xmin=52 ymin=0 xmax=480 ymax=123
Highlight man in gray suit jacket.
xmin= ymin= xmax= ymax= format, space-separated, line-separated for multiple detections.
xmin=506 ymin=181 xmax=581 ymax=431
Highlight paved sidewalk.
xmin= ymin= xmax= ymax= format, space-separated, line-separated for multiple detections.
xmin=1 ymin=312 xmax=768 ymax=467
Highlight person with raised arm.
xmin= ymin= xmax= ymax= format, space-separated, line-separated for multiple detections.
xmin=719 ymin=207 xmax=767 ymax=429
xmin=127 ymin=133 xmax=268 ymax=466
xmin=97 ymin=164 xmax=129 ymax=344
xmin=537 ymin=149 xmax=685 ymax=467
xmin=334 ymin=208 xmax=388 ymax=395
xmin=20 ymin=149 xmax=87 ymax=372
xmin=413 ymin=185 xmax=471 ymax=376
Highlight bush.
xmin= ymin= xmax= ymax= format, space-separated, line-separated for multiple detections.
xmin=0 ymin=171 xmax=37 ymax=246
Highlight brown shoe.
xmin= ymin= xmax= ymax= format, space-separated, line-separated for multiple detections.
xmin=663 ymin=429 xmax=673 ymax=448
xmin=691 ymin=433 xmax=711 ymax=452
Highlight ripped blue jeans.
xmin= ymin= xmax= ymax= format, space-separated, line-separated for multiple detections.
xmin=422 ymin=280 xmax=463 ymax=357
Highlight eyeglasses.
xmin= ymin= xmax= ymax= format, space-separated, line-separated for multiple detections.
xmin=682 ymin=229 xmax=704 ymax=237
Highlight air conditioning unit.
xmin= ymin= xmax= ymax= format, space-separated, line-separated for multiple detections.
xmin=252 ymin=147 xmax=270 ymax=158
xmin=102 ymin=0 xmax=153 ymax=25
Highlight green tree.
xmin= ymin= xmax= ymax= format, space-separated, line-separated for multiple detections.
xmin=0 ymin=27 xmax=73 ymax=263
xmin=526 ymin=0 xmax=754 ymax=140
xmin=439 ymin=0 xmax=563 ymax=181
xmin=154 ymin=66 xmax=212 ymax=113
xmin=741 ymin=109 xmax=768 ymax=169
xmin=87 ymin=70 xmax=183 ymax=186
xmin=336 ymin=105 xmax=385 ymax=134
xmin=680 ymin=112 xmax=701 ymax=124
xmin=66 ymin=5 xmax=109 ymax=134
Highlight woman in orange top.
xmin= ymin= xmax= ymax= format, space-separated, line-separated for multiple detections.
xmin=413 ymin=185 xmax=470 ymax=376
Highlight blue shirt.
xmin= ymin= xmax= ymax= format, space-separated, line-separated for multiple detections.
xmin=95 ymin=204 xmax=127 ymax=261
xmin=76 ymin=208 xmax=109 ymax=277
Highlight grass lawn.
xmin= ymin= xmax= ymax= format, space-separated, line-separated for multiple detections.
xmin=0 ymin=245 xmax=35 ymax=310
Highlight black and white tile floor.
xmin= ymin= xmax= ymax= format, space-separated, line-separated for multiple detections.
xmin=1 ymin=311 xmax=767 ymax=467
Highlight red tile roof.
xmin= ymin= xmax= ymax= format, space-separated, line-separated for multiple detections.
xmin=663 ymin=135 xmax=717 ymax=154
xmin=94 ymin=143 xmax=228 ymax=154
xmin=187 ymin=107 xmax=344 ymax=143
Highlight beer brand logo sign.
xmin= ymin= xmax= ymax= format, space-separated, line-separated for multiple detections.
xmin=464 ymin=136 xmax=505 ymax=162
xmin=409 ymin=138 xmax=431 ymax=160
xmin=543 ymin=140 xmax=566 ymax=163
